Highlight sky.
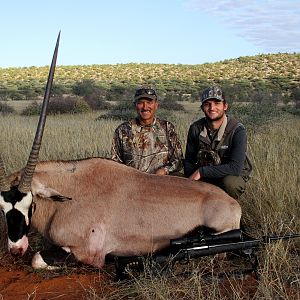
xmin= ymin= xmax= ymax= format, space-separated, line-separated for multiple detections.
xmin=1 ymin=0 xmax=299 ymax=68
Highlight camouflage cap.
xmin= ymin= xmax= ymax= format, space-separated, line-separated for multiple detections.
xmin=134 ymin=86 xmax=157 ymax=103
xmin=201 ymin=86 xmax=225 ymax=103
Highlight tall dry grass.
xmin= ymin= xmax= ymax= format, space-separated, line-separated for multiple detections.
xmin=241 ymin=118 xmax=300 ymax=235
xmin=0 ymin=112 xmax=118 ymax=173
xmin=0 ymin=104 xmax=299 ymax=299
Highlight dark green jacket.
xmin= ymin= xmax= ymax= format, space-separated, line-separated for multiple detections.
xmin=184 ymin=115 xmax=252 ymax=180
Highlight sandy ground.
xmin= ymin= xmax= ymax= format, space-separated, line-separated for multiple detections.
xmin=0 ymin=252 xmax=110 ymax=300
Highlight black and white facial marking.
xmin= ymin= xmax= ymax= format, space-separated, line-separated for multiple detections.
xmin=0 ymin=186 xmax=33 ymax=256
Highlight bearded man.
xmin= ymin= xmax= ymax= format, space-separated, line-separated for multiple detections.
xmin=184 ymin=86 xmax=252 ymax=199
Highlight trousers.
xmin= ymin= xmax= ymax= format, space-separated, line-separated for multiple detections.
xmin=203 ymin=175 xmax=246 ymax=199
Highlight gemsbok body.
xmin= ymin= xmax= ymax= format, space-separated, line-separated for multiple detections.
xmin=0 ymin=33 xmax=241 ymax=270
xmin=1 ymin=158 xmax=241 ymax=268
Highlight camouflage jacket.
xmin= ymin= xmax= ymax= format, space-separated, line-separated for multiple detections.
xmin=111 ymin=118 xmax=183 ymax=174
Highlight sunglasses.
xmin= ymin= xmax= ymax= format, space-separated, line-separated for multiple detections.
xmin=135 ymin=88 xmax=157 ymax=97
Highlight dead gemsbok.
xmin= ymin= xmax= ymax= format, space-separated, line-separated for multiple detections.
xmin=0 ymin=33 xmax=241 ymax=270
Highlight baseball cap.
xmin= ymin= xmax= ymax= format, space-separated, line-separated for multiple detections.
xmin=201 ymin=86 xmax=225 ymax=103
xmin=134 ymin=87 xmax=157 ymax=103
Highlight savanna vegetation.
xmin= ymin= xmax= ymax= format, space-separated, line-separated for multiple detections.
xmin=0 ymin=53 xmax=299 ymax=106
xmin=0 ymin=53 xmax=299 ymax=299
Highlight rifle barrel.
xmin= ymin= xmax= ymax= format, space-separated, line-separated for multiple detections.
xmin=262 ymin=233 xmax=300 ymax=243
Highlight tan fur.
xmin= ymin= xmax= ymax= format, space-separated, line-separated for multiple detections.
xmin=9 ymin=158 xmax=241 ymax=268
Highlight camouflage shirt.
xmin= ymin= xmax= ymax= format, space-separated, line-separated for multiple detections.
xmin=111 ymin=118 xmax=183 ymax=174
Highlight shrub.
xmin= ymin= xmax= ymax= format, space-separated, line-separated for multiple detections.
xmin=99 ymin=101 xmax=135 ymax=120
xmin=281 ymin=106 xmax=300 ymax=116
xmin=106 ymin=83 xmax=134 ymax=102
xmin=6 ymin=89 xmax=25 ymax=100
xmin=50 ymin=83 xmax=69 ymax=97
xmin=0 ymin=102 xmax=15 ymax=114
xmin=21 ymin=97 xmax=92 ymax=115
xmin=84 ymin=93 xmax=112 ymax=110
xmin=48 ymin=97 xmax=76 ymax=114
xmin=47 ymin=96 xmax=91 ymax=114
xmin=159 ymin=98 xmax=185 ymax=111
xmin=21 ymin=101 xmax=42 ymax=116
xmin=290 ymin=88 xmax=300 ymax=109
xmin=74 ymin=98 xmax=91 ymax=113
xmin=72 ymin=79 xmax=101 ymax=97
xmin=229 ymin=102 xmax=284 ymax=130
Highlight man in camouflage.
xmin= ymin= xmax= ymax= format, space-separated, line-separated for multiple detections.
xmin=111 ymin=87 xmax=183 ymax=175
xmin=184 ymin=86 xmax=252 ymax=199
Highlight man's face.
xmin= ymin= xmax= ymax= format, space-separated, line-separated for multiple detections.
xmin=201 ymin=99 xmax=228 ymax=122
xmin=135 ymin=98 xmax=158 ymax=125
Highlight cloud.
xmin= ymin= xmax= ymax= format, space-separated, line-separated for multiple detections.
xmin=184 ymin=0 xmax=300 ymax=52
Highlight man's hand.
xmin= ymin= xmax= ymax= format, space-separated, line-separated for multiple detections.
xmin=189 ymin=169 xmax=201 ymax=180
xmin=155 ymin=168 xmax=168 ymax=176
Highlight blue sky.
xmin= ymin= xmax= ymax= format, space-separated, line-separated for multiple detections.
xmin=1 ymin=0 xmax=299 ymax=67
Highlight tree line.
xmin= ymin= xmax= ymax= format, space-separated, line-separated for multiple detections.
xmin=0 ymin=78 xmax=299 ymax=105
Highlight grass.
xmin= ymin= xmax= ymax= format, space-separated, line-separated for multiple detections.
xmin=0 ymin=102 xmax=201 ymax=173
xmin=0 ymin=100 xmax=40 ymax=113
xmin=0 ymin=103 xmax=299 ymax=299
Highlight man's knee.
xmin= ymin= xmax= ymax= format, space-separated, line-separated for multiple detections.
xmin=220 ymin=175 xmax=246 ymax=199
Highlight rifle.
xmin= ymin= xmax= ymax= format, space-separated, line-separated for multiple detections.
xmin=114 ymin=229 xmax=300 ymax=280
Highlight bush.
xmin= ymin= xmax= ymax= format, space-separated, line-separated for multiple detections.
xmin=21 ymin=101 xmax=42 ymax=116
xmin=0 ymin=102 xmax=15 ymax=114
xmin=99 ymin=101 xmax=135 ymax=120
xmin=106 ymin=83 xmax=134 ymax=102
xmin=21 ymin=97 xmax=92 ymax=115
xmin=229 ymin=102 xmax=284 ymax=130
xmin=84 ymin=93 xmax=112 ymax=110
xmin=72 ymin=79 xmax=101 ymax=97
xmin=48 ymin=97 xmax=76 ymax=114
xmin=73 ymin=98 xmax=91 ymax=113
xmin=281 ymin=106 xmax=300 ymax=116
xmin=50 ymin=83 xmax=69 ymax=97
xmin=159 ymin=98 xmax=185 ymax=111
xmin=47 ymin=96 xmax=91 ymax=114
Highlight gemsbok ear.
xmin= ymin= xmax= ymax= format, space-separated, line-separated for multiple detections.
xmin=32 ymin=180 xmax=72 ymax=202
xmin=49 ymin=194 xmax=72 ymax=202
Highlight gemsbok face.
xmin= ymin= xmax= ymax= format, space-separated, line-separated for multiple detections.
xmin=0 ymin=186 xmax=33 ymax=256
xmin=0 ymin=32 xmax=60 ymax=257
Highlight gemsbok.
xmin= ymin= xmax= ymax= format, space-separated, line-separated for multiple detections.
xmin=0 ymin=33 xmax=241 ymax=270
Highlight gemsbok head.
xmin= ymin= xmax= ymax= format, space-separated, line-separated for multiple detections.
xmin=0 ymin=32 xmax=60 ymax=256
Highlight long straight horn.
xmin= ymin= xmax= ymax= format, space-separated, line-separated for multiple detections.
xmin=0 ymin=156 xmax=10 ymax=192
xmin=18 ymin=32 xmax=60 ymax=193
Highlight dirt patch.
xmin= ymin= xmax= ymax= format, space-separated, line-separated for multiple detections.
xmin=0 ymin=253 xmax=113 ymax=300
xmin=0 ymin=268 xmax=101 ymax=300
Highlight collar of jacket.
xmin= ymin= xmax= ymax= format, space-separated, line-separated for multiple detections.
xmin=133 ymin=117 xmax=157 ymax=132
xmin=200 ymin=115 xmax=228 ymax=142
